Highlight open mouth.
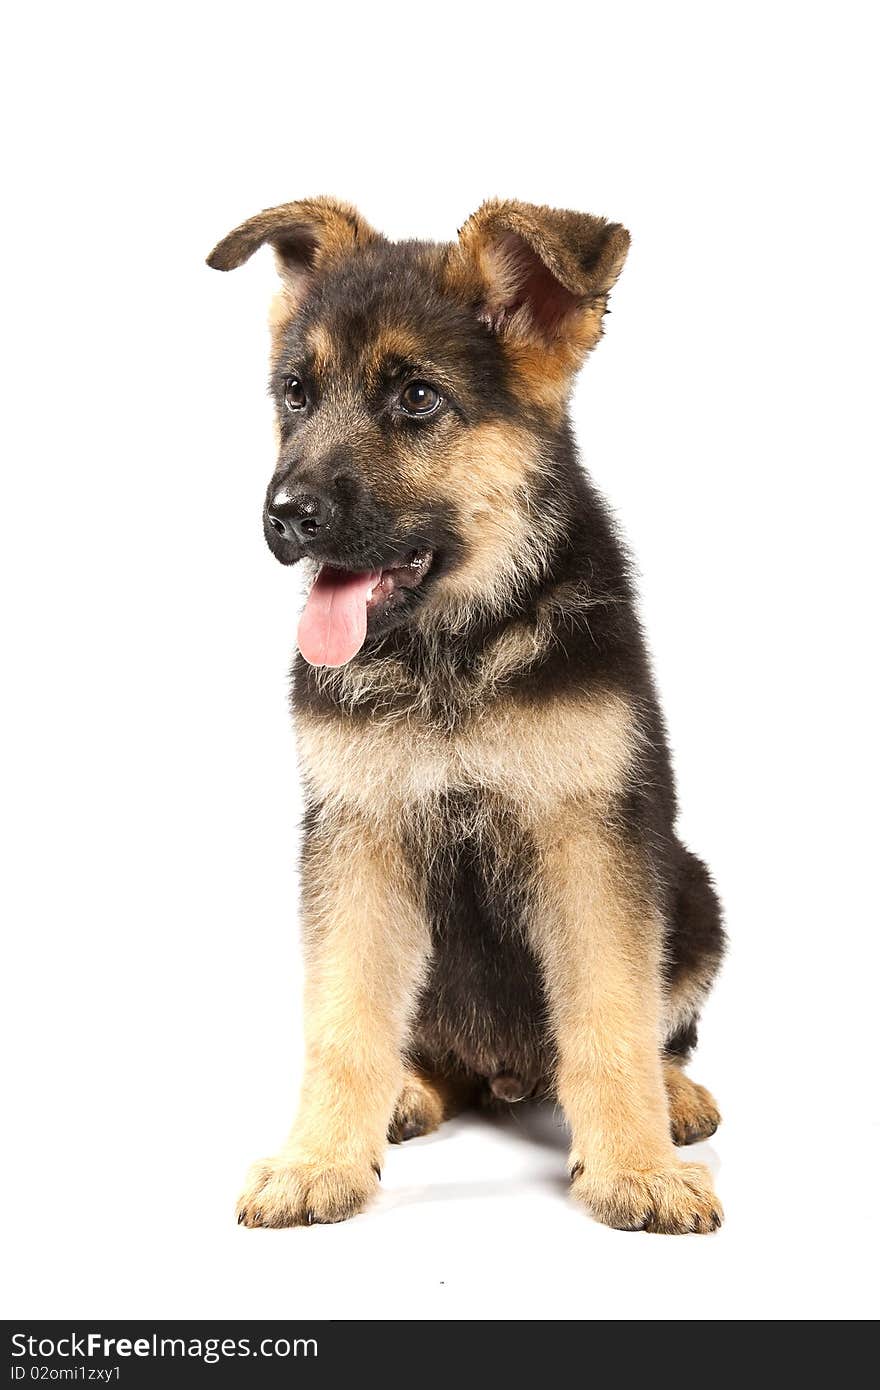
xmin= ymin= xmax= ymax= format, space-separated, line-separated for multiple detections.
xmin=297 ymin=548 xmax=434 ymax=668
xmin=366 ymin=548 xmax=433 ymax=612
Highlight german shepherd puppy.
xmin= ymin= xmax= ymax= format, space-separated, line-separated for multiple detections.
xmin=208 ymin=198 xmax=725 ymax=1234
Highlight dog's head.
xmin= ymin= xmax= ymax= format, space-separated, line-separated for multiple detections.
xmin=208 ymin=197 xmax=629 ymax=667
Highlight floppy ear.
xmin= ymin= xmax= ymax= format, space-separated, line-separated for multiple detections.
xmin=206 ymin=196 xmax=380 ymax=302
xmin=457 ymin=199 xmax=629 ymax=356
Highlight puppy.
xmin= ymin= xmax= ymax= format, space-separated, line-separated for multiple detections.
xmin=208 ymin=198 xmax=725 ymax=1233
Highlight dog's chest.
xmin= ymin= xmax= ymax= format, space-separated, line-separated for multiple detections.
xmin=294 ymin=691 xmax=636 ymax=1091
xmin=295 ymin=688 xmax=636 ymax=821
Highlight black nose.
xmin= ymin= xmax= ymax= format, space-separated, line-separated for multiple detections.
xmin=266 ymin=491 xmax=333 ymax=544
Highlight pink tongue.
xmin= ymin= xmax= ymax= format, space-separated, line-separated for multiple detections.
xmin=297 ymin=566 xmax=380 ymax=667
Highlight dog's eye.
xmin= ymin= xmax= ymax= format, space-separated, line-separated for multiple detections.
xmin=399 ymin=381 xmax=441 ymax=417
xmin=284 ymin=376 xmax=307 ymax=411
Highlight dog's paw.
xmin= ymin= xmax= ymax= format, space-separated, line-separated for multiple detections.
xmin=669 ymin=1080 xmax=721 ymax=1146
xmin=236 ymin=1155 xmax=380 ymax=1228
xmin=571 ymin=1159 xmax=723 ymax=1234
xmin=388 ymin=1077 xmax=444 ymax=1143
xmin=664 ymin=1066 xmax=721 ymax=1146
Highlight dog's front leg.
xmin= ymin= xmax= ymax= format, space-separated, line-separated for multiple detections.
xmin=534 ymin=814 xmax=723 ymax=1234
xmin=237 ymin=814 xmax=429 ymax=1228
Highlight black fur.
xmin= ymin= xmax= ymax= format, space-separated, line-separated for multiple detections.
xmin=407 ymin=792 xmax=555 ymax=1097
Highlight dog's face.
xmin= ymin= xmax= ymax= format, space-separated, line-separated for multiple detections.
xmin=208 ymin=198 xmax=629 ymax=666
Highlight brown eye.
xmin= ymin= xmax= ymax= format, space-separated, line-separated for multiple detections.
xmin=399 ymin=381 xmax=441 ymax=416
xmin=284 ymin=375 xmax=307 ymax=411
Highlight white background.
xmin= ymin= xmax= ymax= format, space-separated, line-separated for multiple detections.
xmin=2 ymin=1 xmax=878 ymax=1321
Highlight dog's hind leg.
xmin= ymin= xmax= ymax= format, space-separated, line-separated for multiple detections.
xmin=660 ymin=845 xmax=724 ymax=1146
xmin=664 ymin=1060 xmax=721 ymax=1146
xmin=663 ymin=845 xmax=725 ymax=1045
xmin=388 ymin=1067 xmax=477 ymax=1142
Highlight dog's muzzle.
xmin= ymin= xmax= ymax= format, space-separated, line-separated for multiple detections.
xmin=266 ymin=487 xmax=336 ymax=547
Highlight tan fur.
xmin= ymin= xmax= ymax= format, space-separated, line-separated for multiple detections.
xmin=457 ymin=199 xmax=629 ymax=308
xmin=304 ymin=321 xmax=338 ymax=375
xmin=388 ymin=1069 xmax=476 ymax=1142
xmin=662 ymin=958 xmax=721 ymax=1043
xmin=208 ymin=195 xmax=378 ymax=271
xmin=208 ymin=197 xmax=380 ymax=343
xmin=237 ymin=815 xmax=431 ymax=1227
xmin=268 ymin=288 xmax=298 ymax=361
xmin=449 ymin=199 xmax=630 ymax=409
xmin=295 ymin=688 xmax=640 ymax=827
xmin=421 ymin=422 xmax=559 ymax=624
xmin=503 ymin=321 xmax=606 ymax=413
xmin=268 ymin=272 xmax=344 ymax=366
xmin=362 ymin=326 xmax=427 ymax=377
xmin=457 ymin=237 xmax=607 ymax=406
xmin=664 ymin=1062 xmax=721 ymax=1146
xmin=529 ymin=810 xmax=723 ymax=1233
